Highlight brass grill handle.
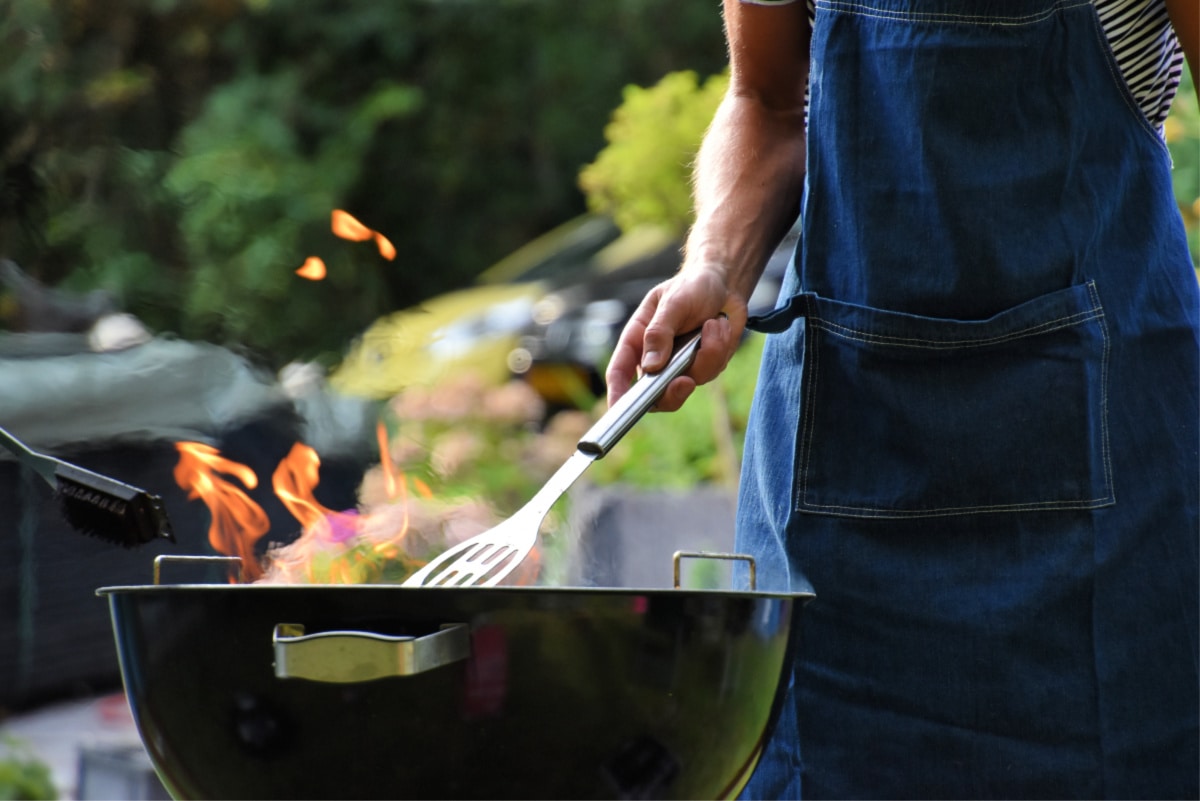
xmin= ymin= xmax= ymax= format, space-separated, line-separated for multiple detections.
xmin=672 ymin=551 xmax=757 ymax=591
xmin=273 ymin=623 xmax=470 ymax=683
xmin=153 ymin=554 xmax=243 ymax=585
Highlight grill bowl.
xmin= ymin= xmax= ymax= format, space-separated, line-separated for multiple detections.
xmin=98 ymin=581 xmax=809 ymax=800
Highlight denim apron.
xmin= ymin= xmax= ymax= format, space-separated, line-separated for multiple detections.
xmin=735 ymin=0 xmax=1200 ymax=798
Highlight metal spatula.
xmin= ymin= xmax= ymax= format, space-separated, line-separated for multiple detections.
xmin=404 ymin=330 xmax=703 ymax=588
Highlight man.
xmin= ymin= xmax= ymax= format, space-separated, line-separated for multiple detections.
xmin=607 ymin=0 xmax=1200 ymax=797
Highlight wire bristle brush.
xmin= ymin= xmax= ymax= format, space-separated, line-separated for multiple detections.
xmin=0 ymin=425 xmax=175 ymax=547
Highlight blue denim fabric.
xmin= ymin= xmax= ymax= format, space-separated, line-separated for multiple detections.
xmin=736 ymin=0 xmax=1200 ymax=798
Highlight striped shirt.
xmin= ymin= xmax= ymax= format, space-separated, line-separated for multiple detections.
xmin=742 ymin=0 xmax=1185 ymax=132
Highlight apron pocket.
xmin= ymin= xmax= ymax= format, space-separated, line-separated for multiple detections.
xmin=795 ymin=281 xmax=1113 ymax=519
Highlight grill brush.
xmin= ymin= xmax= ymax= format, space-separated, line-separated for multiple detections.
xmin=0 ymin=425 xmax=175 ymax=547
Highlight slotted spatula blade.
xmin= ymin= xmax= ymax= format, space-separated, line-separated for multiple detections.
xmin=404 ymin=330 xmax=703 ymax=588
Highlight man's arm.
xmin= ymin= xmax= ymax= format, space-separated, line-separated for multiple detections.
xmin=687 ymin=0 xmax=813 ymax=304
xmin=606 ymin=0 xmax=811 ymax=410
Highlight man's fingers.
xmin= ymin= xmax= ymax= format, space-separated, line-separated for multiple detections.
xmin=605 ymin=289 xmax=659 ymax=405
xmin=688 ymin=314 xmax=737 ymax=384
xmin=605 ymin=337 xmax=639 ymax=404
xmin=654 ymin=376 xmax=696 ymax=413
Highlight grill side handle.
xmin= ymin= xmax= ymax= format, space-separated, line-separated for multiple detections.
xmin=273 ymin=623 xmax=470 ymax=683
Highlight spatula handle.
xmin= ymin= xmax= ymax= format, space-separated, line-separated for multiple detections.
xmin=577 ymin=330 xmax=703 ymax=457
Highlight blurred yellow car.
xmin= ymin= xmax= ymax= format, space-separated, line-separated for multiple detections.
xmin=329 ymin=214 xmax=622 ymax=399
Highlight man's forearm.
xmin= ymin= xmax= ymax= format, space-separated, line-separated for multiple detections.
xmin=684 ymin=91 xmax=807 ymax=303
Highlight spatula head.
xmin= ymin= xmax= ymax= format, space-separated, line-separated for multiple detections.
xmin=404 ymin=537 xmax=525 ymax=587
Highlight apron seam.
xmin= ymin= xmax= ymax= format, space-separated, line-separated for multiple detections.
xmin=796 ymin=303 xmax=822 ymax=518
xmin=798 ymin=497 xmax=1117 ymax=517
xmin=1086 ymin=281 xmax=1116 ymax=507
xmin=806 ymin=307 xmax=1104 ymax=349
xmin=814 ymin=0 xmax=1092 ymax=26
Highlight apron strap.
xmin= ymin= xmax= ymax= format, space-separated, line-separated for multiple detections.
xmin=747 ymin=292 xmax=807 ymax=334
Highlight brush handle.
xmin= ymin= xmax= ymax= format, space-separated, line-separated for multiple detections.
xmin=0 ymin=426 xmax=58 ymax=485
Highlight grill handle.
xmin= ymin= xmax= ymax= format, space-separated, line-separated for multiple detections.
xmin=673 ymin=551 xmax=757 ymax=591
xmin=273 ymin=623 xmax=469 ymax=683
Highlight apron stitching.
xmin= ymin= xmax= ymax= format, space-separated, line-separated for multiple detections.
xmin=807 ymin=307 xmax=1104 ymax=349
xmin=797 ymin=295 xmax=823 ymax=516
xmin=815 ymin=0 xmax=1091 ymax=26
xmin=1086 ymin=280 xmax=1116 ymax=503
xmin=801 ymin=496 xmax=1117 ymax=516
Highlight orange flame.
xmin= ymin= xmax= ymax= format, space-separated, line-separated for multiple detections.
xmin=375 ymin=426 xmax=411 ymax=559
xmin=296 ymin=256 xmax=327 ymax=281
xmin=331 ymin=209 xmax=373 ymax=242
xmin=298 ymin=210 xmax=395 ymax=283
xmin=332 ymin=209 xmax=396 ymax=260
xmin=374 ymin=232 xmax=396 ymax=261
xmin=172 ymin=432 xmax=542 ymax=587
xmin=376 ymin=421 xmax=398 ymax=499
xmin=271 ymin=442 xmax=361 ymax=543
xmin=174 ymin=442 xmax=269 ymax=581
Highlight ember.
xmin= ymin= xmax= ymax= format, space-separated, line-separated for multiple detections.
xmin=295 ymin=256 xmax=327 ymax=281
xmin=330 ymin=209 xmax=396 ymax=261
xmin=297 ymin=209 xmax=396 ymax=281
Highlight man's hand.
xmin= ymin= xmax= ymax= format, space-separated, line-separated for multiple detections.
xmin=605 ymin=265 xmax=748 ymax=411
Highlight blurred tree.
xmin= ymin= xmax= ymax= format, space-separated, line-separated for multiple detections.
xmin=579 ymin=69 xmax=728 ymax=238
xmin=0 ymin=0 xmax=726 ymax=365
xmin=1165 ymin=70 xmax=1199 ymax=266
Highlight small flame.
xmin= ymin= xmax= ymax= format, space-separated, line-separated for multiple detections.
xmin=332 ymin=209 xmax=396 ymax=260
xmin=374 ymin=232 xmax=396 ymax=261
xmin=298 ymin=211 xmax=395 ymax=283
xmin=271 ymin=442 xmax=359 ymax=541
xmin=296 ymin=256 xmax=327 ymax=281
xmin=174 ymin=442 xmax=269 ymax=581
xmin=376 ymin=431 xmax=412 ymax=560
xmin=331 ymin=209 xmax=374 ymax=242
xmin=376 ymin=421 xmax=399 ymax=499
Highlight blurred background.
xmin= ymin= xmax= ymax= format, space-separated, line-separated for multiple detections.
xmin=0 ymin=1 xmax=1196 ymax=797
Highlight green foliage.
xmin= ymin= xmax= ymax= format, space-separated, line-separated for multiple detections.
xmin=579 ymin=70 xmax=729 ymax=238
xmin=0 ymin=737 xmax=57 ymax=801
xmin=162 ymin=71 xmax=419 ymax=357
xmin=1166 ymin=70 xmax=1199 ymax=266
xmin=0 ymin=0 xmax=726 ymax=367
